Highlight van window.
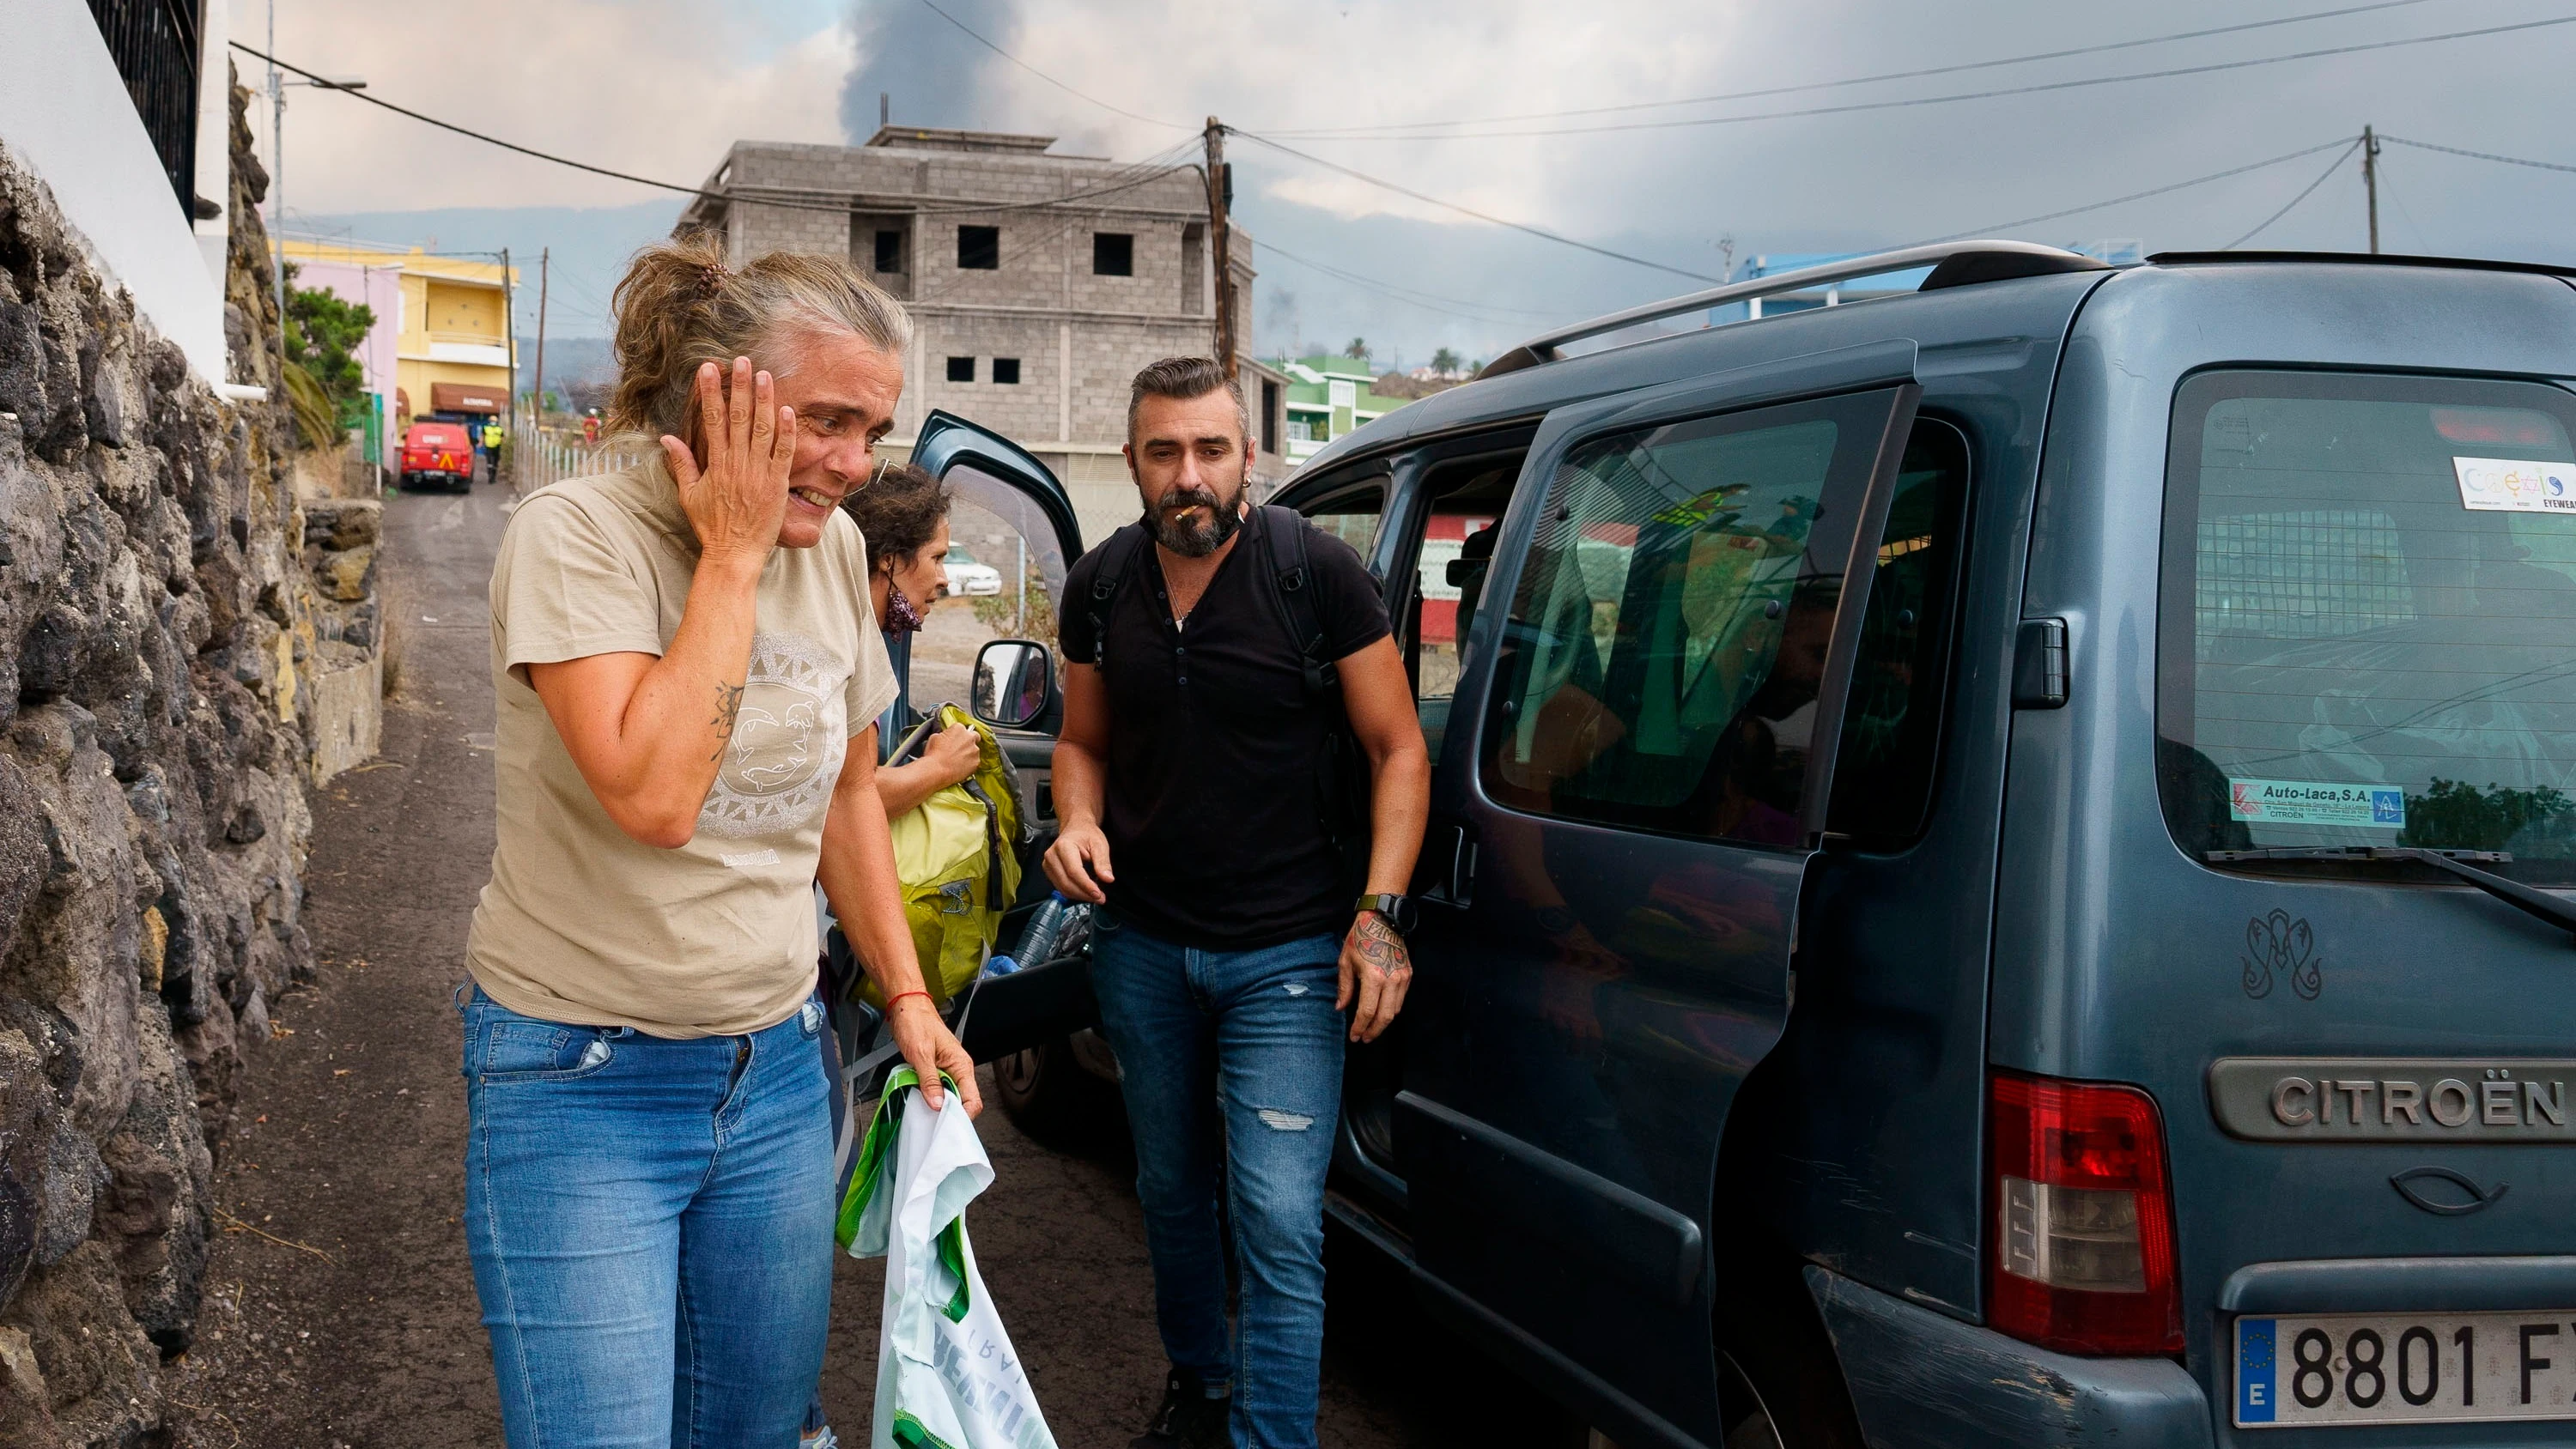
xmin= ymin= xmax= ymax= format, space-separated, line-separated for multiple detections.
xmin=1826 ymin=420 xmax=1970 ymax=842
xmin=2159 ymin=370 xmax=2576 ymax=883
xmin=1303 ymin=483 xmax=1385 ymax=562
xmin=1408 ymin=467 xmax=1514 ymax=763
xmin=1480 ymin=390 xmax=1908 ymax=846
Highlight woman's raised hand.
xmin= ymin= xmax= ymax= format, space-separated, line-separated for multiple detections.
xmin=660 ymin=356 xmax=794 ymax=574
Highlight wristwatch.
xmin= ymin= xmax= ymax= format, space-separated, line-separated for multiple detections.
xmin=1353 ymin=893 xmax=1419 ymax=936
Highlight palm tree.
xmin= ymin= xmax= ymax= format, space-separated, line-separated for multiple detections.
xmin=1430 ymin=346 xmax=1461 ymax=376
xmin=1345 ymin=336 xmax=1370 ymax=361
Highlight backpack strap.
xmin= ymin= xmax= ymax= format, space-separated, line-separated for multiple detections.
xmin=1084 ymin=522 xmax=1151 ymax=670
xmin=1254 ymin=505 xmax=1337 ymax=699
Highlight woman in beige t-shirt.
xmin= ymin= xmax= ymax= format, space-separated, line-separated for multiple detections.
xmin=461 ymin=237 xmax=973 ymax=1447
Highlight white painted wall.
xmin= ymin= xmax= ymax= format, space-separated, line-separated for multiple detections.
xmin=191 ymin=0 xmax=232 ymax=298
xmin=0 ymin=0 xmax=231 ymax=384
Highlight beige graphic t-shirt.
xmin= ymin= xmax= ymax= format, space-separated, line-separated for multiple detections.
xmin=467 ymin=464 xmax=899 ymax=1037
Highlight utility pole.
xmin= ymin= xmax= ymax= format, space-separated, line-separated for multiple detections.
xmin=269 ymin=0 xmax=284 ymax=386
xmin=1204 ymin=117 xmax=1236 ymax=383
xmin=2361 ymin=124 xmax=2382 ymax=255
xmin=532 ymin=247 xmax=550 ymax=428
xmin=501 ymin=246 xmax=515 ymax=434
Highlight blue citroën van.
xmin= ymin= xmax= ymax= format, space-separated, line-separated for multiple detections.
xmin=897 ymin=242 xmax=2576 ymax=1449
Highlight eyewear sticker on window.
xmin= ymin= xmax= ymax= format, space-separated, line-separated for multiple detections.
xmin=2451 ymin=456 xmax=2576 ymax=512
xmin=2228 ymin=778 xmax=2406 ymax=828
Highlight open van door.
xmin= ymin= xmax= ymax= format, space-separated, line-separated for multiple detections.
xmin=885 ymin=410 xmax=1085 ymax=732
xmin=902 ymin=411 xmax=1095 ymax=1063
xmin=1393 ymin=364 xmax=1921 ymax=1447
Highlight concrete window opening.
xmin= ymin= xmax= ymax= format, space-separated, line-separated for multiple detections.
xmin=1093 ymin=233 xmax=1133 ymax=276
xmin=1261 ymin=379 xmax=1281 ymax=456
xmin=957 ymin=225 xmax=999 ymax=270
xmin=946 ymin=356 xmax=976 ymax=383
xmin=1181 ymin=223 xmax=1206 ymax=316
xmin=993 ymin=358 xmax=1021 ymax=385
xmin=851 ymin=213 xmax=913 ymax=299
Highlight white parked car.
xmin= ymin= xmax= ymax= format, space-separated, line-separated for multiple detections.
xmin=943 ymin=545 xmax=1004 ymax=597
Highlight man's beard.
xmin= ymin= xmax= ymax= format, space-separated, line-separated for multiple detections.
xmin=1145 ymin=482 xmax=1244 ymax=557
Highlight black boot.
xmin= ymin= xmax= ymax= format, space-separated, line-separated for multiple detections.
xmin=1131 ymin=1367 xmax=1230 ymax=1449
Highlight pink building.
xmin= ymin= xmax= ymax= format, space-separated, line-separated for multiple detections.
xmin=280 ymin=251 xmax=404 ymax=462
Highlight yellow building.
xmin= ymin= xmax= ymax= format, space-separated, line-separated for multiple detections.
xmin=279 ymin=239 xmax=517 ymax=445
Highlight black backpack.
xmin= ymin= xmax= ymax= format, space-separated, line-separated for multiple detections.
xmin=1083 ymin=505 xmax=1372 ymax=890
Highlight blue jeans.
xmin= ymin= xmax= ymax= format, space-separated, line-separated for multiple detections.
xmin=1089 ymin=912 xmax=1346 ymax=1449
xmin=460 ymin=985 xmax=835 ymax=1449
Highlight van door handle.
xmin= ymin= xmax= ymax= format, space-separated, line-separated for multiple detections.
xmin=1416 ymin=822 xmax=1479 ymax=910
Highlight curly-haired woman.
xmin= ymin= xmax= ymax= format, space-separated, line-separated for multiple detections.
xmin=462 ymin=234 xmax=977 ymax=1446
xmin=846 ymin=462 xmax=987 ymax=810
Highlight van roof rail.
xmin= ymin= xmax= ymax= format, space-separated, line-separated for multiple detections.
xmin=1475 ymin=241 xmax=2111 ymax=380
xmin=2146 ymin=249 xmax=2576 ymax=279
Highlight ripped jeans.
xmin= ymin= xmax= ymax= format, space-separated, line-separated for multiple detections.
xmin=459 ymin=985 xmax=835 ymax=1449
xmin=1089 ymin=911 xmax=1345 ymax=1449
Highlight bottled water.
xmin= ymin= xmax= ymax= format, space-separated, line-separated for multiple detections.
xmin=1015 ymin=892 xmax=1092 ymax=967
xmin=1016 ymin=894 xmax=1072 ymax=965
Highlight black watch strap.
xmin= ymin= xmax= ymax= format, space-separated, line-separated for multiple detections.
xmin=1354 ymin=893 xmax=1418 ymax=936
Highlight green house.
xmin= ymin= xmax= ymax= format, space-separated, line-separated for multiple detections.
xmin=1278 ymin=355 xmax=1403 ymax=464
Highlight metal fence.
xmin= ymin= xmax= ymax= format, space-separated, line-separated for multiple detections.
xmin=85 ymin=0 xmax=203 ymax=213
xmin=512 ymin=425 xmax=647 ymax=494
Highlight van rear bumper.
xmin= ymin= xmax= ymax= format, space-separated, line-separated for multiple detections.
xmin=1804 ymin=1265 xmax=2211 ymax=1449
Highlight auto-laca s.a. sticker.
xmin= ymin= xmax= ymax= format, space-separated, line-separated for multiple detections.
xmin=2228 ymin=778 xmax=2406 ymax=828
xmin=2451 ymin=456 xmax=2576 ymax=512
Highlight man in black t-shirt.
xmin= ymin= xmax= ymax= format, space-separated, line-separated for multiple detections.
xmin=1047 ymin=357 xmax=1429 ymax=1449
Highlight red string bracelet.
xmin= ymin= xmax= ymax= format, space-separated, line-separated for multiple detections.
xmin=884 ymin=990 xmax=932 ymax=1013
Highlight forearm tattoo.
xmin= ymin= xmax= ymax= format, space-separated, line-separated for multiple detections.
xmin=1354 ymin=913 xmax=1409 ymax=979
xmin=709 ymin=680 xmax=744 ymax=761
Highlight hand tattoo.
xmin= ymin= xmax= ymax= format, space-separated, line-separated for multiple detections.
xmin=1354 ymin=913 xmax=1409 ymax=979
xmin=709 ymin=680 xmax=745 ymax=761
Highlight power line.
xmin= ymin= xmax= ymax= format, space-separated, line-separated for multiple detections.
xmin=1910 ymin=137 xmax=2359 ymax=246
xmin=1270 ymin=0 xmax=2444 ymax=136
xmin=1273 ymin=14 xmax=2576 ymax=142
xmin=2382 ymin=134 xmax=2576 ymax=176
xmin=2226 ymin=140 xmax=2365 ymax=247
xmin=232 ymin=40 xmax=736 ymax=202
xmin=1224 ymin=130 xmax=1719 ymax=283
xmin=2375 ymin=164 xmax=2434 ymax=251
xmin=914 ymin=0 xmax=1188 ymax=130
xmin=1254 ymin=239 xmax=1569 ymax=326
xmin=228 ymin=39 xmax=1197 ymax=222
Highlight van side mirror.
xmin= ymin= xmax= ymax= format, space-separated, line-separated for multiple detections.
xmin=973 ymin=640 xmax=1055 ymax=730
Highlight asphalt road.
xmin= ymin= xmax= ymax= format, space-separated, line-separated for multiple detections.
xmin=164 ymin=480 xmax=1587 ymax=1448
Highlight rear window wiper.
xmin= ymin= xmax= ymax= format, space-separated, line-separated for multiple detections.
xmin=2204 ymin=846 xmax=2576 ymax=945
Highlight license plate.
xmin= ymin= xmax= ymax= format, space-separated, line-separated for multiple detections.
xmin=2237 ymin=1312 xmax=2576 ymax=1427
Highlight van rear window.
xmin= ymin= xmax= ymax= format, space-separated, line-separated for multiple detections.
xmin=2158 ymin=370 xmax=2576 ymax=882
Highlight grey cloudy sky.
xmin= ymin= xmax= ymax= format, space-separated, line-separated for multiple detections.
xmin=270 ymin=0 xmax=2576 ymax=366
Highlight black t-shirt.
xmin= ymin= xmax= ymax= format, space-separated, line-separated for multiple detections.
xmin=1059 ymin=510 xmax=1390 ymax=949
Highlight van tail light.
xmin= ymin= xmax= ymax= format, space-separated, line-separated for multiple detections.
xmin=1987 ymin=1070 xmax=2183 ymax=1356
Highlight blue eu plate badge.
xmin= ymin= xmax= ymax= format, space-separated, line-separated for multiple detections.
xmin=2238 ymin=1318 xmax=2276 ymax=1423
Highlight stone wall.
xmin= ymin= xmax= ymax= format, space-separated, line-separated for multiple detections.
xmin=0 ymin=76 xmax=349 ymax=1446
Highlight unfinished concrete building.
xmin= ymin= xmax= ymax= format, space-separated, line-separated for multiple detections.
xmin=678 ymin=127 xmax=1282 ymax=543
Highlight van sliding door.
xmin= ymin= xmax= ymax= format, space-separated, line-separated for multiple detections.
xmin=1396 ymin=377 xmax=1918 ymax=1446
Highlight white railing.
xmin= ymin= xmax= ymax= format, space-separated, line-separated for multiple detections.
xmin=512 ymin=423 xmax=647 ymax=495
